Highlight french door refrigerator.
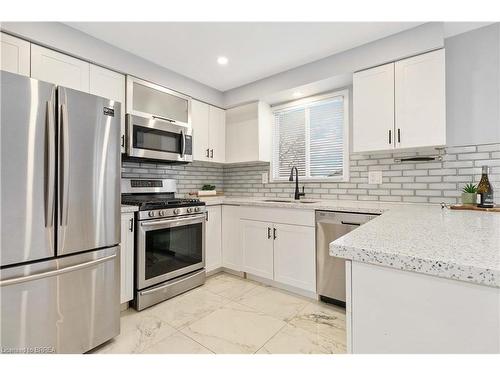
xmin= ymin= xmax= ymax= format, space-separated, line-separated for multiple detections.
xmin=0 ymin=71 xmax=121 ymax=354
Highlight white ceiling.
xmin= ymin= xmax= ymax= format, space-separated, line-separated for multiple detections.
xmin=66 ymin=22 xmax=426 ymax=91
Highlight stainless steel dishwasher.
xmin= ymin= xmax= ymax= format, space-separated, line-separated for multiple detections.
xmin=316 ymin=211 xmax=379 ymax=306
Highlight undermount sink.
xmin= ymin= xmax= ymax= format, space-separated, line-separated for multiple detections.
xmin=263 ymin=199 xmax=318 ymax=204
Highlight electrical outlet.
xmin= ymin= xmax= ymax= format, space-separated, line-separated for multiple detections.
xmin=368 ymin=171 xmax=382 ymax=185
xmin=262 ymin=172 xmax=269 ymax=184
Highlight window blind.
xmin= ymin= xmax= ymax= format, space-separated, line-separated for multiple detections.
xmin=272 ymin=94 xmax=345 ymax=180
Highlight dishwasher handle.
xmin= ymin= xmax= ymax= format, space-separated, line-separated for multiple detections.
xmin=340 ymin=221 xmax=362 ymax=226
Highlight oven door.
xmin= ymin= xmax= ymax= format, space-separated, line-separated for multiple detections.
xmin=127 ymin=114 xmax=193 ymax=162
xmin=137 ymin=214 xmax=205 ymax=290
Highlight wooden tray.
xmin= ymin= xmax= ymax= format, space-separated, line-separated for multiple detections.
xmin=450 ymin=204 xmax=500 ymax=212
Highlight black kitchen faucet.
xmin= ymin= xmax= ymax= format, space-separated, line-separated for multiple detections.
xmin=289 ymin=166 xmax=305 ymax=200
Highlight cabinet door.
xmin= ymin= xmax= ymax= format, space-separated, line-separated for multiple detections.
xmin=209 ymin=106 xmax=226 ymax=163
xmin=191 ymin=99 xmax=210 ymax=161
xmin=222 ymin=205 xmax=242 ymax=271
xmin=1 ymin=32 xmax=30 ymax=76
xmin=241 ymin=219 xmax=274 ymax=280
xmin=120 ymin=213 xmax=135 ymax=304
xmin=273 ymin=224 xmax=316 ymax=292
xmin=395 ymin=49 xmax=446 ymax=149
xmin=31 ymin=44 xmax=90 ymax=92
xmin=89 ymin=64 xmax=126 ymax=152
xmin=205 ymin=205 xmax=222 ymax=272
xmin=353 ymin=62 xmax=395 ymax=153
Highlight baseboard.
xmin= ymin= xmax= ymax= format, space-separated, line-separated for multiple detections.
xmin=245 ymin=273 xmax=318 ymax=300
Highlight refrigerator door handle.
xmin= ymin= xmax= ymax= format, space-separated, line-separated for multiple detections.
xmin=0 ymin=253 xmax=117 ymax=287
xmin=60 ymin=103 xmax=70 ymax=226
xmin=45 ymin=100 xmax=55 ymax=228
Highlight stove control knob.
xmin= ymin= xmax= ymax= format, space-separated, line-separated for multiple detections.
xmin=148 ymin=211 xmax=155 ymax=217
xmin=187 ymin=207 xmax=193 ymax=213
xmin=159 ymin=210 xmax=165 ymax=217
xmin=173 ymin=208 xmax=181 ymax=215
xmin=194 ymin=207 xmax=200 ymax=212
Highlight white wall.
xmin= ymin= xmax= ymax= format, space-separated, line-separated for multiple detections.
xmin=0 ymin=22 xmax=224 ymax=107
xmin=445 ymin=23 xmax=500 ymax=146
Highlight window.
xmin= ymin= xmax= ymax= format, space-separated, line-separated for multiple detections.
xmin=271 ymin=90 xmax=349 ymax=181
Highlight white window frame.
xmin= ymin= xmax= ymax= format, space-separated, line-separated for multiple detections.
xmin=270 ymin=89 xmax=350 ymax=183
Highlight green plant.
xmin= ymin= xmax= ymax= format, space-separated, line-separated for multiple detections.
xmin=462 ymin=183 xmax=477 ymax=194
xmin=202 ymin=184 xmax=216 ymax=191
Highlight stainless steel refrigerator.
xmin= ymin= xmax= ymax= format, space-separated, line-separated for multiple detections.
xmin=0 ymin=71 xmax=121 ymax=353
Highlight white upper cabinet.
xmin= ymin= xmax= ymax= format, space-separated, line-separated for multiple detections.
xmin=1 ymin=32 xmax=30 ymax=77
xmin=191 ymin=99 xmax=226 ymax=163
xmin=395 ymin=49 xmax=446 ymax=149
xmin=353 ymin=49 xmax=446 ymax=153
xmin=89 ymin=65 xmax=126 ymax=152
xmin=208 ymin=106 xmax=226 ymax=163
xmin=353 ymin=62 xmax=395 ymax=153
xmin=225 ymin=101 xmax=272 ymax=163
xmin=31 ymin=44 xmax=90 ymax=92
xmin=192 ymin=99 xmax=210 ymax=160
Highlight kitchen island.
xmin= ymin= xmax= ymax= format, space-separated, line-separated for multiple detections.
xmin=329 ymin=205 xmax=500 ymax=353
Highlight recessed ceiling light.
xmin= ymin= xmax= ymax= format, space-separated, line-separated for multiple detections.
xmin=293 ymin=91 xmax=303 ymax=98
xmin=217 ymin=56 xmax=228 ymax=65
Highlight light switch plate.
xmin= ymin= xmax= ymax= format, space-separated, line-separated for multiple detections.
xmin=368 ymin=170 xmax=382 ymax=185
xmin=262 ymin=172 xmax=269 ymax=184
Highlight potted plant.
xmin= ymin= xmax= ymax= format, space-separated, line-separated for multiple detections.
xmin=461 ymin=183 xmax=477 ymax=205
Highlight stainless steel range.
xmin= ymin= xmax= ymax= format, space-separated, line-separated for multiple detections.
xmin=122 ymin=178 xmax=206 ymax=310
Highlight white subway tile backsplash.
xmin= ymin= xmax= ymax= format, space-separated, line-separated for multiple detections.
xmin=122 ymin=143 xmax=500 ymax=205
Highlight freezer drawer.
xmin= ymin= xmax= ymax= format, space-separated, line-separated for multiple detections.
xmin=0 ymin=247 xmax=120 ymax=354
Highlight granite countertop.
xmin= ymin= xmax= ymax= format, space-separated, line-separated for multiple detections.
xmin=330 ymin=205 xmax=500 ymax=288
xmin=121 ymin=204 xmax=139 ymax=213
xmin=199 ymin=196 xmax=404 ymax=214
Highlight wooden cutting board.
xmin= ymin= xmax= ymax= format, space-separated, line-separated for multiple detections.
xmin=450 ymin=204 xmax=500 ymax=212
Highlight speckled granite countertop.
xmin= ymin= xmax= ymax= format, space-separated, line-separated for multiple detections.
xmin=330 ymin=205 xmax=500 ymax=288
xmin=199 ymin=196 xmax=402 ymax=214
xmin=121 ymin=204 xmax=139 ymax=213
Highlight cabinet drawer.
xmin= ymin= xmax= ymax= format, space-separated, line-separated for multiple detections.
xmin=239 ymin=206 xmax=314 ymax=227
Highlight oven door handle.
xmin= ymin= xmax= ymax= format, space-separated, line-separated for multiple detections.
xmin=140 ymin=214 xmax=206 ymax=228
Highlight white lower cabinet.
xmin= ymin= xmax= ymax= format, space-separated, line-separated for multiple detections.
xmin=241 ymin=219 xmax=274 ymax=279
xmin=205 ymin=205 xmax=222 ymax=272
xmin=120 ymin=212 xmax=135 ymax=304
xmin=222 ymin=205 xmax=242 ymax=271
xmin=273 ymin=223 xmax=316 ymax=292
xmin=240 ymin=217 xmax=316 ymax=293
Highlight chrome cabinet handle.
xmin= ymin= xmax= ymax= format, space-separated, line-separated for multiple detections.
xmin=341 ymin=221 xmax=362 ymax=226
xmin=0 ymin=254 xmax=117 ymax=287
xmin=267 ymin=227 xmax=271 ymax=239
xmin=129 ymin=217 xmax=134 ymax=232
xmin=45 ymin=100 xmax=55 ymax=228
xmin=121 ymin=134 xmax=125 ymax=148
xmin=206 ymin=148 xmax=210 ymax=158
xmin=388 ymin=129 xmax=392 ymax=145
xmin=210 ymin=149 xmax=214 ymax=158
xmin=273 ymin=227 xmax=277 ymax=240
xmin=397 ymin=128 xmax=401 ymax=143
xmin=60 ymin=103 xmax=70 ymax=226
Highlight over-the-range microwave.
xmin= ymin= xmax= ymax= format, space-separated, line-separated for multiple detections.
xmin=126 ymin=76 xmax=193 ymax=163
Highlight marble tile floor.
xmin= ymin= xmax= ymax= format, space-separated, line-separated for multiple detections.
xmin=90 ymin=272 xmax=347 ymax=354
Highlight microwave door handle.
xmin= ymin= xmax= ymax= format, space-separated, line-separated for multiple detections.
xmin=180 ymin=130 xmax=186 ymax=158
xmin=152 ymin=115 xmax=175 ymax=123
